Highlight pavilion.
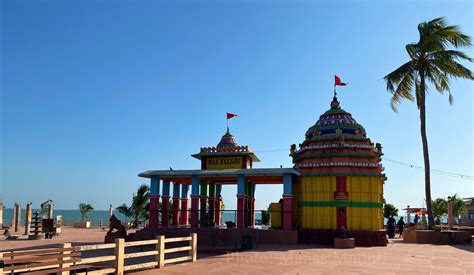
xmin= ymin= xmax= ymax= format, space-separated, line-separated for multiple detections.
xmin=138 ymin=128 xmax=299 ymax=231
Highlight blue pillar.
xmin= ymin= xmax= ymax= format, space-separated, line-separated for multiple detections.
xmin=282 ymin=173 xmax=293 ymax=230
xmin=150 ymin=176 xmax=160 ymax=196
xmin=149 ymin=176 xmax=160 ymax=228
xmin=237 ymin=175 xmax=245 ymax=195
xmin=162 ymin=180 xmax=171 ymax=197
xmin=283 ymin=173 xmax=292 ymax=195
xmin=181 ymin=184 xmax=189 ymax=199
xmin=173 ymin=182 xmax=181 ymax=198
xmin=191 ymin=175 xmax=199 ymax=195
xmin=237 ymin=175 xmax=246 ymax=229
xmin=191 ymin=175 xmax=200 ymax=228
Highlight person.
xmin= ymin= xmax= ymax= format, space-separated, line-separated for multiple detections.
xmin=386 ymin=216 xmax=396 ymax=238
xmin=414 ymin=214 xmax=420 ymax=224
xmin=397 ymin=217 xmax=405 ymax=237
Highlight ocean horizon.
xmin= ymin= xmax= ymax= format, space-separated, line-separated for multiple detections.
xmin=1 ymin=208 xmax=437 ymax=227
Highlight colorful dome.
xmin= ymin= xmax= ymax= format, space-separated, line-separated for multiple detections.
xmin=291 ymin=95 xmax=384 ymax=176
xmin=305 ymin=96 xmax=366 ymax=139
xmin=217 ymin=128 xmax=238 ymax=148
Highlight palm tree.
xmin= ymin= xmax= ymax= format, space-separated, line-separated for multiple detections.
xmin=448 ymin=194 xmax=467 ymax=222
xmin=79 ymin=203 xmax=94 ymax=220
xmin=384 ymin=17 xmax=473 ymax=229
xmin=383 ymin=203 xmax=399 ymax=218
xmin=431 ymin=198 xmax=448 ymax=225
xmin=116 ymin=184 xmax=150 ymax=228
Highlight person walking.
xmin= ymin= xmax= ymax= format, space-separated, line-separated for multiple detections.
xmin=397 ymin=217 xmax=405 ymax=238
xmin=387 ymin=216 xmax=396 ymax=238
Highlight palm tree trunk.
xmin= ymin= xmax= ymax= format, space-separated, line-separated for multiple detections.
xmin=418 ymin=72 xmax=435 ymax=229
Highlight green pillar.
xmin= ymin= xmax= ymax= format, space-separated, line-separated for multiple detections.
xmin=200 ymin=180 xmax=208 ymax=226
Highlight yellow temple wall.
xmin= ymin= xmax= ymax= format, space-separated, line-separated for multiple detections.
xmin=297 ymin=176 xmax=384 ymax=230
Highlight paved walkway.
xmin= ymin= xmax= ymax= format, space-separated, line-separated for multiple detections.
xmin=2 ymin=229 xmax=472 ymax=274
xmin=136 ymin=240 xmax=473 ymax=275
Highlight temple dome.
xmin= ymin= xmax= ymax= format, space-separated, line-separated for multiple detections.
xmin=305 ymin=96 xmax=366 ymax=139
xmin=217 ymin=128 xmax=238 ymax=148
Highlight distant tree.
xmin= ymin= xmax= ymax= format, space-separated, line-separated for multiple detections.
xmin=260 ymin=204 xmax=273 ymax=226
xmin=79 ymin=203 xmax=94 ymax=220
xmin=116 ymin=184 xmax=150 ymax=228
xmin=431 ymin=198 xmax=448 ymax=225
xmin=116 ymin=203 xmax=133 ymax=219
xmin=383 ymin=203 xmax=399 ymax=218
xmin=384 ymin=17 xmax=473 ymax=229
xmin=449 ymin=194 xmax=466 ymax=220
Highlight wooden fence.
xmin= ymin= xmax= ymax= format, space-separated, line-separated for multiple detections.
xmin=0 ymin=233 xmax=197 ymax=274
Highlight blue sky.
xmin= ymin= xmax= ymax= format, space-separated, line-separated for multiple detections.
xmin=1 ymin=0 xmax=473 ymax=212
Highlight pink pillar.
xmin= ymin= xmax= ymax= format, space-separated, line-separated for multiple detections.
xmin=172 ymin=198 xmax=180 ymax=226
xmin=190 ymin=196 xmax=199 ymax=229
xmin=180 ymin=199 xmax=189 ymax=225
xmin=250 ymin=198 xmax=256 ymax=227
xmin=237 ymin=195 xmax=246 ymax=229
xmin=214 ymin=199 xmax=222 ymax=226
xmin=161 ymin=196 xmax=170 ymax=227
xmin=148 ymin=195 xmax=160 ymax=228
xmin=282 ymin=195 xmax=293 ymax=230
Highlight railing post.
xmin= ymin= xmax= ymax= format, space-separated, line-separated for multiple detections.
xmin=189 ymin=233 xmax=197 ymax=262
xmin=114 ymin=238 xmax=125 ymax=275
xmin=0 ymin=252 xmax=3 ymax=274
xmin=58 ymin=243 xmax=71 ymax=275
xmin=158 ymin=235 xmax=165 ymax=268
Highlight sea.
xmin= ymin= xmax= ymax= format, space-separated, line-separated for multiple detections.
xmin=2 ymin=208 xmax=432 ymax=227
xmin=1 ymin=209 xmax=253 ymax=226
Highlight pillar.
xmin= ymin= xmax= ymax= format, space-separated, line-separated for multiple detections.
xmin=180 ymin=184 xmax=189 ymax=225
xmin=13 ymin=203 xmax=21 ymax=232
xmin=190 ymin=175 xmax=200 ymax=229
xmin=237 ymin=175 xmax=246 ymax=229
xmin=108 ymin=205 xmax=113 ymax=218
xmin=161 ymin=180 xmax=171 ymax=227
xmin=25 ymin=203 xmax=32 ymax=235
xmin=172 ymin=182 xmax=181 ymax=226
xmin=0 ymin=203 xmax=3 ymax=229
xmin=200 ymin=181 xmax=208 ymax=227
xmin=250 ymin=184 xmax=256 ymax=227
xmin=282 ymin=173 xmax=293 ymax=231
xmin=149 ymin=176 xmax=160 ymax=228
xmin=215 ymin=185 xmax=222 ymax=226
xmin=208 ymin=183 xmax=216 ymax=226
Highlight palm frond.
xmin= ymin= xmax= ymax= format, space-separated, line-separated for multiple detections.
xmin=384 ymin=61 xmax=415 ymax=112
xmin=384 ymin=60 xmax=413 ymax=92
xmin=431 ymin=58 xmax=474 ymax=80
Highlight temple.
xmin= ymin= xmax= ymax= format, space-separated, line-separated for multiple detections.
xmin=134 ymin=94 xmax=387 ymax=246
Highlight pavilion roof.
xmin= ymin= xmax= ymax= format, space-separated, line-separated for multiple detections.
xmin=138 ymin=168 xmax=299 ymax=179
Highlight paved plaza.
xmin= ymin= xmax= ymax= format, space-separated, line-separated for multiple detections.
xmin=136 ymin=240 xmax=473 ymax=275
xmin=1 ymin=228 xmax=472 ymax=274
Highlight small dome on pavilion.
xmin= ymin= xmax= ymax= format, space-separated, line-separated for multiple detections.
xmin=305 ymin=96 xmax=366 ymax=139
xmin=217 ymin=128 xmax=238 ymax=148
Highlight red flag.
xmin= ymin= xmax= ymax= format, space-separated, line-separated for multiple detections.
xmin=334 ymin=75 xmax=347 ymax=86
xmin=226 ymin=113 xmax=237 ymax=119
